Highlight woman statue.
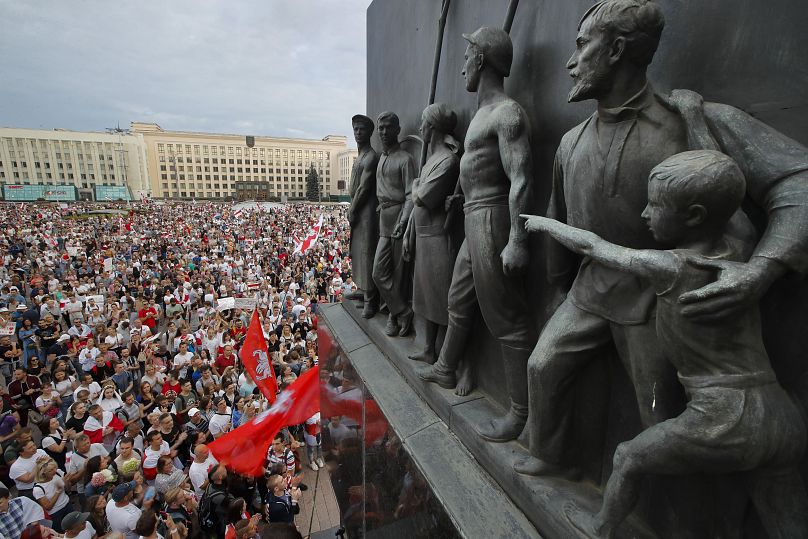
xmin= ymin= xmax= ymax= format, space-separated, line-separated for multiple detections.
xmin=404 ymin=103 xmax=461 ymax=365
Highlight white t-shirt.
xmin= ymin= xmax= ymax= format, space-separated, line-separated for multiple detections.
xmin=143 ymin=441 xmax=170 ymax=469
xmin=208 ymin=412 xmax=231 ymax=437
xmin=188 ymin=454 xmax=218 ymax=497
xmin=72 ymin=521 xmax=97 ymax=539
xmin=66 ymin=443 xmax=108 ymax=494
xmin=173 ymin=351 xmax=194 ymax=370
xmin=9 ymin=449 xmax=49 ymax=490
xmin=74 ymin=381 xmax=102 ymax=401
xmin=34 ymin=470 xmax=70 ymax=514
xmin=106 ymin=499 xmax=142 ymax=539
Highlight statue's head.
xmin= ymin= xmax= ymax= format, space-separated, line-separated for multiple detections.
xmin=377 ymin=111 xmax=401 ymax=150
xmin=420 ymin=103 xmax=457 ymax=142
xmin=351 ymin=115 xmax=374 ymax=145
xmin=462 ymin=26 xmax=513 ymax=92
xmin=643 ymin=150 xmax=745 ymax=246
xmin=567 ymin=0 xmax=665 ymax=102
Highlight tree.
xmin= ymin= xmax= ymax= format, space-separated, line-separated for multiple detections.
xmin=305 ymin=165 xmax=321 ymax=202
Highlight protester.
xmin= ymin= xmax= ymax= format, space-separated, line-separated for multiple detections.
xmin=0 ymin=201 xmax=349 ymax=535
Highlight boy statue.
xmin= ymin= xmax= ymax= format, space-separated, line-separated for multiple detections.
xmin=522 ymin=150 xmax=808 ymax=539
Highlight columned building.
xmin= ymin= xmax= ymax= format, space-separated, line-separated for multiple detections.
xmin=132 ymin=122 xmax=350 ymax=201
xmin=0 ymin=127 xmax=149 ymax=201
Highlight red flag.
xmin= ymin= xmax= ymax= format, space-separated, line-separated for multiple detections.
xmin=241 ymin=309 xmax=278 ymax=404
xmin=208 ymin=366 xmax=320 ymax=476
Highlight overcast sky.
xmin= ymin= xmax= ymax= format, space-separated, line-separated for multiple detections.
xmin=0 ymin=0 xmax=372 ymax=144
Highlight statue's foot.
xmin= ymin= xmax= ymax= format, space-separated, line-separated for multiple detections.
xmin=563 ymin=501 xmax=608 ymax=539
xmin=408 ymin=349 xmax=436 ymax=364
xmin=361 ymin=302 xmax=378 ymax=319
xmin=454 ymin=367 xmax=474 ymax=396
xmin=397 ymin=309 xmax=414 ymax=337
xmin=416 ymin=365 xmax=456 ymax=389
xmin=384 ymin=315 xmax=400 ymax=336
xmin=345 ymin=291 xmax=364 ymax=301
xmin=476 ymin=411 xmax=526 ymax=442
xmin=513 ymin=455 xmax=579 ymax=479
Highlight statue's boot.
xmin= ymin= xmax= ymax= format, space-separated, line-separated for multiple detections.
xmin=384 ymin=314 xmax=399 ymax=336
xmin=409 ymin=320 xmax=438 ymax=364
xmin=476 ymin=344 xmax=530 ymax=442
xmin=361 ymin=291 xmax=379 ymax=319
xmin=345 ymin=290 xmax=365 ymax=301
xmin=416 ymin=325 xmax=468 ymax=388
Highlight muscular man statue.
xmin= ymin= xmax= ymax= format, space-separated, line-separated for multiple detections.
xmin=419 ymin=27 xmax=537 ymax=441
xmin=515 ymin=0 xmax=808 ymax=477
xmin=372 ymin=112 xmax=416 ymax=337
xmin=346 ymin=114 xmax=380 ymax=319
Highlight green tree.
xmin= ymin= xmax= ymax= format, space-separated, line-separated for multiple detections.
xmin=306 ymin=165 xmax=321 ymax=202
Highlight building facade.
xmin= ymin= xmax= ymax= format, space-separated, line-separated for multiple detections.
xmin=0 ymin=127 xmax=149 ymax=201
xmin=336 ymin=148 xmax=358 ymax=200
xmin=132 ymin=122 xmax=351 ymax=201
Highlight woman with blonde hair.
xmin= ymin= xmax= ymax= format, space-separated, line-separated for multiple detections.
xmin=33 ymin=458 xmax=71 ymax=533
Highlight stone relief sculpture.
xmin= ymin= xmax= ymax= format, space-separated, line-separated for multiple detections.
xmin=418 ymin=27 xmax=537 ymax=440
xmin=346 ymin=114 xmax=380 ymax=319
xmin=372 ymin=112 xmax=416 ymax=337
xmin=515 ymin=0 xmax=808 ymax=478
xmin=522 ymin=150 xmax=808 ymax=539
xmin=403 ymin=104 xmax=461 ymax=367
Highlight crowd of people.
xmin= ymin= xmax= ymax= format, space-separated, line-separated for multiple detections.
xmin=0 ymin=201 xmax=358 ymax=539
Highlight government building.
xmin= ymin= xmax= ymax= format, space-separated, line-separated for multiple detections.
xmin=0 ymin=126 xmax=149 ymax=201
xmin=0 ymin=124 xmax=358 ymax=202
xmin=132 ymin=122 xmax=356 ymax=201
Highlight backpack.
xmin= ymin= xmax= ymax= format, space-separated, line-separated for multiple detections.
xmin=198 ymin=484 xmax=228 ymax=530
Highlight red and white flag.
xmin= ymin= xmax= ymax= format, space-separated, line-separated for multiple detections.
xmin=293 ymin=214 xmax=324 ymax=255
xmin=208 ymin=366 xmax=320 ymax=477
xmin=241 ymin=309 xmax=278 ymax=404
xmin=84 ymin=411 xmax=124 ymax=444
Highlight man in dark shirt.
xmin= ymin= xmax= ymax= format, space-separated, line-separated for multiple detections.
xmin=264 ymin=474 xmax=301 ymax=524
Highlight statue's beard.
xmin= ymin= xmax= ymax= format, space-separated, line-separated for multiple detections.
xmin=568 ymin=66 xmax=612 ymax=103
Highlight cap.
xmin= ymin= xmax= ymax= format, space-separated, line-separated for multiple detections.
xmin=8 ymin=286 xmax=18 ymax=291
xmin=0 ymin=307 xmax=7 ymax=313
xmin=111 ymin=480 xmax=136 ymax=502
xmin=57 ymin=334 xmax=70 ymax=342
xmin=16 ymin=305 xmax=27 ymax=310
xmin=61 ymin=511 xmax=90 ymax=530
xmin=462 ymin=26 xmax=513 ymax=77
xmin=188 ymin=407 xmax=200 ymax=417
xmin=351 ymin=114 xmax=375 ymax=129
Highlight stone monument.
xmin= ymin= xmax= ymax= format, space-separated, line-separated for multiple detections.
xmin=372 ymin=112 xmax=416 ymax=337
xmin=515 ymin=0 xmax=808 ymax=478
xmin=523 ymin=149 xmax=808 ymax=538
xmin=346 ymin=114 xmax=380 ymax=319
xmin=418 ymin=26 xmax=537 ymax=441
xmin=403 ymin=103 xmax=461 ymax=368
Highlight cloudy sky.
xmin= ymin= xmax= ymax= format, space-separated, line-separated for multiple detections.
xmin=0 ymin=0 xmax=372 ymax=143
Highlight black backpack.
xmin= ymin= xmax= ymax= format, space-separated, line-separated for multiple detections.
xmin=198 ymin=484 xmax=228 ymax=530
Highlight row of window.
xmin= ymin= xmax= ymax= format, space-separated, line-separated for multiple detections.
xmin=158 ymin=155 xmax=329 ymax=168
xmin=0 ymin=171 xmax=117 ymax=181
xmin=159 ymin=164 xmax=329 ymax=176
xmin=157 ymin=143 xmax=330 ymax=160
xmin=3 ymin=138 xmax=116 ymax=151
xmin=159 ymin=173 xmax=329 ymax=183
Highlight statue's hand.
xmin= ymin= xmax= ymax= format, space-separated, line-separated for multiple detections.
xmin=678 ymin=257 xmax=773 ymax=321
xmin=391 ymin=222 xmax=405 ymax=239
xmin=501 ymin=241 xmax=529 ymax=277
xmin=445 ymin=194 xmax=464 ymax=213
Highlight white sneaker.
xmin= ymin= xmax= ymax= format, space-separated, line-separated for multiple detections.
xmin=316 ymin=458 xmax=325 ymax=468
xmin=310 ymin=462 xmax=319 ymax=471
